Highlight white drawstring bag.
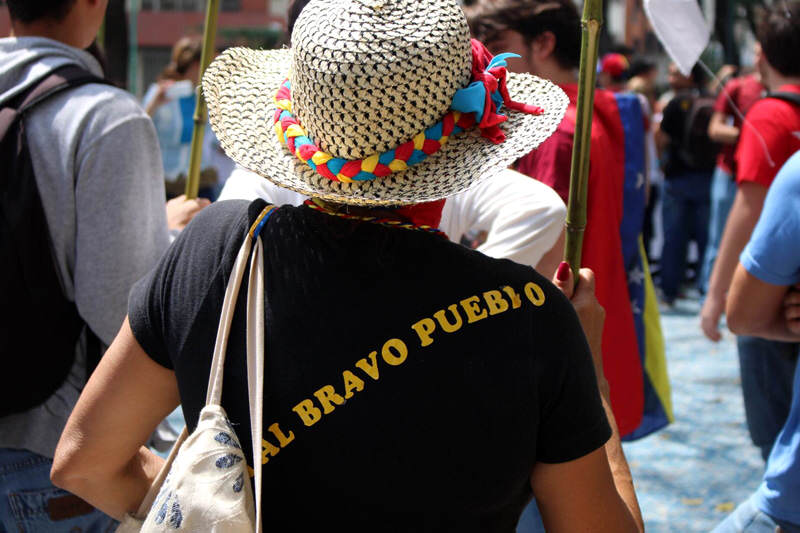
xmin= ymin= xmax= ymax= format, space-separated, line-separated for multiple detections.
xmin=117 ymin=205 xmax=275 ymax=533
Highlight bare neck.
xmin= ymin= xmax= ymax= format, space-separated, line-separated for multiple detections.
xmin=767 ymin=69 xmax=800 ymax=91
xmin=10 ymin=19 xmax=83 ymax=49
xmin=534 ymin=60 xmax=578 ymax=88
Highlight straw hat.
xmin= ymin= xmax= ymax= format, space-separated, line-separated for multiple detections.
xmin=203 ymin=0 xmax=568 ymax=206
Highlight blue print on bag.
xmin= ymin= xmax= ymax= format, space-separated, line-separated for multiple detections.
xmin=233 ymin=473 xmax=244 ymax=493
xmin=215 ymin=453 xmax=243 ymax=469
xmin=155 ymin=498 xmax=168 ymax=525
xmin=168 ymin=499 xmax=183 ymax=528
xmin=214 ymin=432 xmax=241 ymax=449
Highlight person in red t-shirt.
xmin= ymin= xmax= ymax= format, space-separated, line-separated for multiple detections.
xmin=701 ymin=1 xmax=800 ymax=461
xmin=467 ymin=2 xmax=649 ymax=531
xmin=700 ymin=71 xmax=764 ymax=293
xmin=468 ymin=0 xmax=644 ymax=437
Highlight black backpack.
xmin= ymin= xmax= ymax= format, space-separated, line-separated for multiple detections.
xmin=768 ymin=91 xmax=800 ymax=107
xmin=678 ymin=93 xmax=721 ymax=171
xmin=0 ymin=65 xmax=108 ymax=416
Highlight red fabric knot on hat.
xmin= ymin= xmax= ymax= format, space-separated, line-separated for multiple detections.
xmin=451 ymin=39 xmax=545 ymax=145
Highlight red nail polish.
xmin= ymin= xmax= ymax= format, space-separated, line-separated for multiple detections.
xmin=556 ymin=261 xmax=570 ymax=282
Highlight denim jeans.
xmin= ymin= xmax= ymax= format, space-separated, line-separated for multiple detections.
xmin=660 ymin=172 xmax=712 ymax=301
xmin=0 ymin=448 xmax=117 ymax=533
xmin=737 ymin=337 xmax=800 ymax=461
xmin=700 ymin=166 xmax=737 ymax=294
xmin=711 ymin=493 xmax=800 ymax=533
xmin=517 ymin=498 xmax=545 ymax=533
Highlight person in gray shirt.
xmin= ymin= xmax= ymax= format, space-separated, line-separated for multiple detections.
xmin=0 ymin=1 xmax=206 ymax=530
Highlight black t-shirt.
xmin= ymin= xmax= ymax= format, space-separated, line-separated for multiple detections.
xmin=661 ymin=89 xmax=718 ymax=176
xmin=661 ymin=91 xmax=695 ymax=177
xmin=129 ymin=200 xmax=610 ymax=532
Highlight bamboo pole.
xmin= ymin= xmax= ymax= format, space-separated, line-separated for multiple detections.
xmin=184 ymin=0 xmax=220 ymax=199
xmin=127 ymin=0 xmax=139 ymax=95
xmin=563 ymin=0 xmax=603 ymax=282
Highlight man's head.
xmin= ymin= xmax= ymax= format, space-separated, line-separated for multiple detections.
xmin=756 ymin=1 xmax=800 ymax=81
xmin=667 ymin=62 xmax=705 ymax=91
xmin=598 ymin=53 xmax=629 ymax=90
xmin=6 ymin=0 xmax=76 ymax=23
xmin=7 ymin=0 xmax=108 ymax=49
xmin=466 ymin=0 xmax=580 ymax=81
xmin=628 ymin=57 xmax=657 ymax=83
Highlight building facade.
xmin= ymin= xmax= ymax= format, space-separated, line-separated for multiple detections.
xmin=0 ymin=0 xmax=287 ymax=95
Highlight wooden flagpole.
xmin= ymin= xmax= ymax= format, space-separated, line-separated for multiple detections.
xmin=563 ymin=0 xmax=603 ymax=281
xmin=184 ymin=0 xmax=220 ymax=199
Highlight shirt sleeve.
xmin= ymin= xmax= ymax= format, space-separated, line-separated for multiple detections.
xmin=516 ymin=130 xmax=573 ymax=204
xmin=535 ymin=288 xmax=612 ymax=464
xmin=73 ymin=105 xmax=170 ymax=345
xmin=735 ymin=102 xmax=787 ymax=187
xmin=714 ymin=79 xmax=737 ymax=113
xmin=128 ymin=200 xmax=253 ymax=369
xmin=440 ymin=169 xmax=566 ymax=267
xmin=740 ymin=152 xmax=800 ymax=286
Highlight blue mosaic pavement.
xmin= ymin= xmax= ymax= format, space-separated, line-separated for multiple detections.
xmin=623 ymin=296 xmax=764 ymax=532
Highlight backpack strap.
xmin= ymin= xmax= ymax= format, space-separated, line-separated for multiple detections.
xmin=767 ymin=91 xmax=800 ymax=107
xmin=0 ymin=64 xmax=108 ymax=140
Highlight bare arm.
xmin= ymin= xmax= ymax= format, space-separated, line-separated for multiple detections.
xmin=727 ymin=265 xmax=800 ymax=342
xmin=700 ymin=182 xmax=768 ymax=341
xmin=783 ymin=286 xmax=800 ymax=336
xmin=51 ymin=319 xmax=180 ymax=520
xmin=144 ymin=81 xmax=174 ymax=117
xmin=532 ymin=445 xmax=641 ymax=533
xmin=537 ymin=267 xmax=644 ymax=533
xmin=707 ymin=111 xmax=740 ymax=145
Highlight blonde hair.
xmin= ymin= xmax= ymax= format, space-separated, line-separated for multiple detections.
xmin=159 ymin=36 xmax=202 ymax=81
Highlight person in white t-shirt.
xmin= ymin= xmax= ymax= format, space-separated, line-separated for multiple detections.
xmin=218 ymin=166 xmax=567 ymax=275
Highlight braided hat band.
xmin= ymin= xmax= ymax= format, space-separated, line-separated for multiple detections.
xmin=274 ymin=40 xmax=546 ymax=184
xmin=203 ymin=0 xmax=569 ymax=206
xmin=275 ymin=83 xmax=476 ymax=183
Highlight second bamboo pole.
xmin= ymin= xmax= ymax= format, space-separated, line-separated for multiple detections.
xmin=184 ymin=0 xmax=220 ymax=200
xmin=563 ymin=0 xmax=603 ymax=282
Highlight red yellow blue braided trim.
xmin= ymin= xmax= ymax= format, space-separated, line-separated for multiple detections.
xmin=303 ymin=199 xmax=448 ymax=239
xmin=274 ymin=79 xmax=476 ymax=184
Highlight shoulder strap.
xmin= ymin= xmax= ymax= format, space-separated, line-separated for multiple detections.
xmin=768 ymin=91 xmax=800 ymax=107
xmin=247 ymin=233 xmax=266 ymax=533
xmin=204 ymin=203 xmax=276 ymax=407
xmin=0 ymin=65 xmax=108 ymax=140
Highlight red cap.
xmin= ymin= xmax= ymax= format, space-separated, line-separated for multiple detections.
xmin=601 ymin=53 xmax=629 ymax=79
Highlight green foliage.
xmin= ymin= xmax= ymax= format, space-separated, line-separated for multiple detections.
xmin=218 ymin=26 xmax=285 ymax=49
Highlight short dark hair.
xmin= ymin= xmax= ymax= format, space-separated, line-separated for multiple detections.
xmin=6 ymin=0 xmax=77 ymax=23
xmin=287 ymin=0 xmax=310 ymax=41
xmin=690 ymin=63 xmax=706 ymax=87
xmin=628 ymin=57 xmax=656 ymax=79
xmin=756 ymin=1 xmax=800 ymax=77
xmin=467 ymin=0 xmax=581 ymax=70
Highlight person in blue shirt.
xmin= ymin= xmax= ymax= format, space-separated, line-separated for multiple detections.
xmin=712 ymin=150 xmax=800 ymax=532
xmin=143 ymin=36 xmax=234 ymax=200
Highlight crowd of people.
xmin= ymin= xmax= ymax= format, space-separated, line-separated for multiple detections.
xmin=0 ymin=0 xmax=799 ymax=531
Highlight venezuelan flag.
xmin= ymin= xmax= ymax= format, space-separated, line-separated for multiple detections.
xmin=614 ymin=92 xmax=674 ymax=440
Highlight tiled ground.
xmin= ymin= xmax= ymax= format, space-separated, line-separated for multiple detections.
xmin=623 ymin=296 xmax=764 ymax=532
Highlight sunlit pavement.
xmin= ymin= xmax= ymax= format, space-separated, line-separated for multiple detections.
xmin=623 ymin=295 xmax=763 ymax=532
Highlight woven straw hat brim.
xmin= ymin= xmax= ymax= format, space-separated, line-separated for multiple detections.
xmin=204 ymin=47 xmax=569 ymax=206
